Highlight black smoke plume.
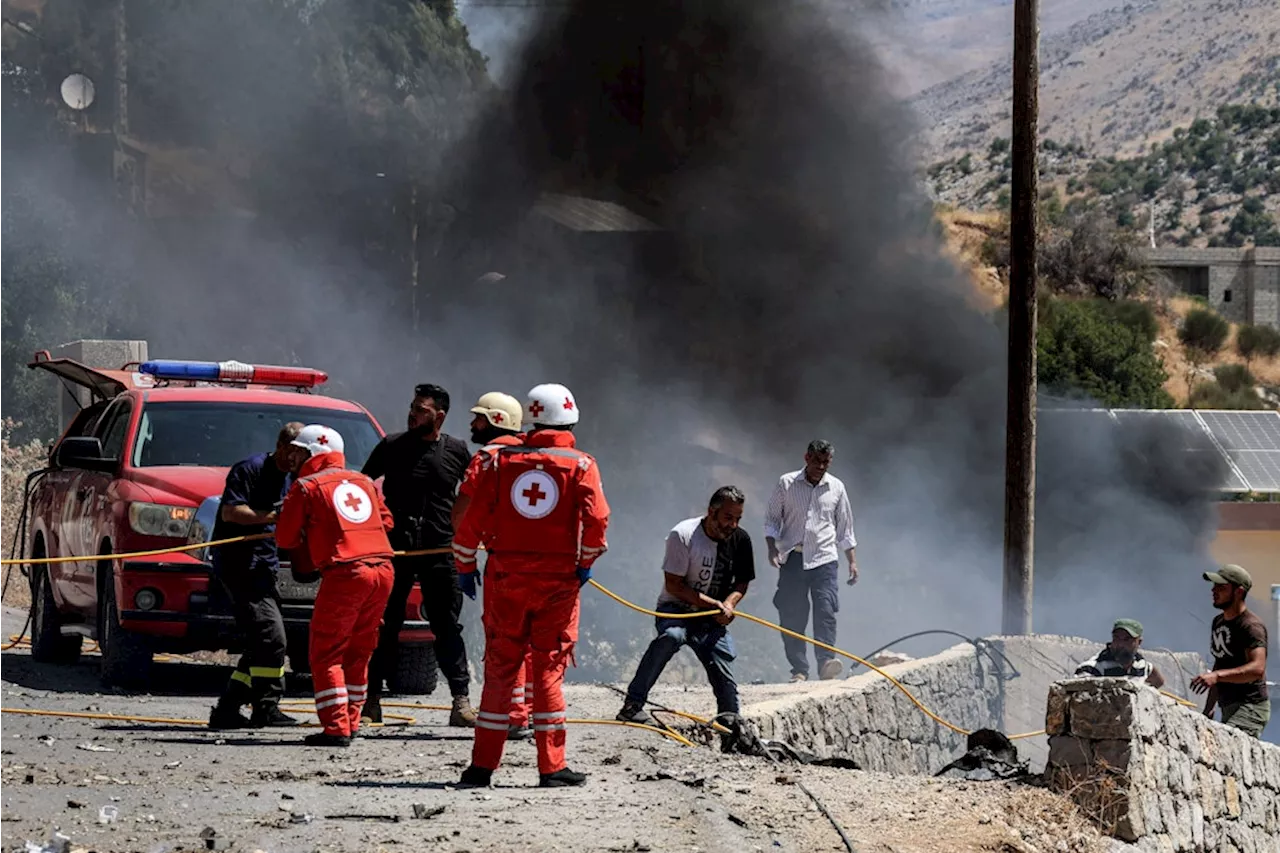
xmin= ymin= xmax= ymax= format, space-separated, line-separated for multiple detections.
xmin=439 ymin=0 xmax=1223 ymax=675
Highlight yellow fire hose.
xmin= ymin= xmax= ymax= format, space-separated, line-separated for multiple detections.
xmin=1 ymin=534 xmax=1199 ymax=744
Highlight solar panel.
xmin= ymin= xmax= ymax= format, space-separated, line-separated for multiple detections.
xmin=1229 ymin=452 xmax=1280 ymax=491
xmin=1112 ymin=409 xmax=1208 ymax=451
xmin=1198 ymin=411 xmax=1280 ymax=451
xmin=1044 ymin=408 xmax=1280 ymax=494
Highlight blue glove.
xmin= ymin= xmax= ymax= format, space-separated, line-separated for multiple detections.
xmin=458 ymin=571 xmax=481 ymax=600
xmin=575 ymin=566 xmax=592 ymax=588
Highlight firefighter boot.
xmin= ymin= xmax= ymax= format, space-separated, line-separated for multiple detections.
xmin=449 ymin=694 xmax=478 ymax=728
xmin=207 ymin=702 xmax=253 ymax=730
xmin=303 ymin=732 xmax=352 ymax=747
xmin=540 ymin=768 xmax=588 ymax=788
xmin=250 ymin=704 xmax=301 ymax=727
xmin=458 ymin=765 xmax=493 ymax=788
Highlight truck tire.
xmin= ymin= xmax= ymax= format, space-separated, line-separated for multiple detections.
xmin=98 ymin=568 xmax=152 ymax=689
xmin=30 ymin=562 xmax=83 ymax=665
xmin=392 ymin=644 xmax=439 ymax=696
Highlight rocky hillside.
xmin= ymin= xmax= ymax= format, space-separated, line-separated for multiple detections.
xmin=929 ymin=103 xmax=1280 ymax=248
xmin=913 ymin=0 xmax=1280 ymax=160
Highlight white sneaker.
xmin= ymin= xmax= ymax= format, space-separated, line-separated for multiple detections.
xmin=789 ymin=672 xmax=808 ymax=683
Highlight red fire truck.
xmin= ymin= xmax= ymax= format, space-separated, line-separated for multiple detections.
xmin=23 ymin=353 xmax=437 ymax=691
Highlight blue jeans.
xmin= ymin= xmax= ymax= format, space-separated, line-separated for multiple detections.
xmin=772 ymin=554 xmax=839 ymax=677
xmin=624 ymin=603 xmax=740 ymax=714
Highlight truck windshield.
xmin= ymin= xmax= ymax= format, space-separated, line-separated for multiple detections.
xmin=131 ymin=402 xmax=382 ymax=470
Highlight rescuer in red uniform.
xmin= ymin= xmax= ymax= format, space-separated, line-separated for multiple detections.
xmin=451 ymin=392 xmax=535 ymax=741
xmin=453 ymin=383 xmax=610 ymax=788
xmin=275 ymin=424 xmax=396 ymax=747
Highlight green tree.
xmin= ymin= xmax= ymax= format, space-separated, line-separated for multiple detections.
xmin=1178 ymin=308 xmax=1230 ymax=397
xmin=1179 ymin=308 xmax=1230 ymax=358
xmin=1037 ymin=298 xmax=1172 ymax=408
xmin=1236 ymin=324 xmax=1280 ymax=367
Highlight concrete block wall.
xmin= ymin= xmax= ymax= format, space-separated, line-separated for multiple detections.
xmin=1252 ymin=264 xmax=1280 ymax=330
xmin=1045 ymin=678 xmax=1280 ymax=852
xmin=1209 ymin=265 xmax=1250 ymax=324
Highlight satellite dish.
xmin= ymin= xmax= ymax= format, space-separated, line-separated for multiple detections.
xmin=60 ymin=73 xmax=96 ymax=110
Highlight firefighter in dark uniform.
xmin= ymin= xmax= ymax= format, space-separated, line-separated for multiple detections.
xmin=361 ymin=384 xmax=477 ymax=726
xmin=207 ymin=422 xmax=305 ymax=730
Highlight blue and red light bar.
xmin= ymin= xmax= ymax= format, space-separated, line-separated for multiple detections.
xmin=139 ymin=360 xmax=328 ymax=388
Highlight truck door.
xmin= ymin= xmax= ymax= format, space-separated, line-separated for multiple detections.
xmin=40 ymin=402 xmax=109 ymax=605
xmin=63 ymin=399 xmax=132 ymax=609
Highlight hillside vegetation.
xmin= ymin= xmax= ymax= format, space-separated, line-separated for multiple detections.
xmin=938 ymin=209 xmax=1280 ymax=409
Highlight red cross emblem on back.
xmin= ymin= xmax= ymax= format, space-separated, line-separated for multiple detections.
xmin=522 ymin=482 xmax=547 ymax=507
xmin=529 ymin=400 xmax=545 ymax=418
xmin=563 ymin=397 xmax=574 ymax=410
xmin=343 ymin=491 xmax=363 ymax=513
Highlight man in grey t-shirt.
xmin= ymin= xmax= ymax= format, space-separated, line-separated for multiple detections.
xmin=616 ymin=486 xmax=756 ymax=724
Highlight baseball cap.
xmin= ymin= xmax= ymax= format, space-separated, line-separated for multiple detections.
xmin=1203 ymin=564 xmax=1252 ymax=592
xmin=1112 ymin=618 xmax=1143 ymax=638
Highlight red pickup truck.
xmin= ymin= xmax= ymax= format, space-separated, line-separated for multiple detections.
xmin=23 ymin=353 xmax=438 ymax=691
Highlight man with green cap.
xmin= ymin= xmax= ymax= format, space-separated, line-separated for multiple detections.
xmin=1191 ymin=564 xmax=1270 ymax=738
xmin=1075 ymin=619 xmax=1165 ymax=688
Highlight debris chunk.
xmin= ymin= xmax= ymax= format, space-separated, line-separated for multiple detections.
xmin=75 ymin=743 xmax=114 ymax=753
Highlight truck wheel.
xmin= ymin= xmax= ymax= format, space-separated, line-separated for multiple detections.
xmin=392 ymin=644 xmax=439 ymax=696
xmin=98 ymin=571 xmax=152 ymax=689
xmin=30 ymin=565 xmax=83 ymax=665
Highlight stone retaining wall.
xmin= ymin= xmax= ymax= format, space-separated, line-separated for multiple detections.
xmin=731 ymin=636 xmax=1202 ymax=776
xmin=1045 ymin=678 xmax=1280 ymax=852
xmin=736 ymin=643 xmax=1003 ymax=774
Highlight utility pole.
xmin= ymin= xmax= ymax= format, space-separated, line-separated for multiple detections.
xmin=1002 ymin=0 xmax=1040 ymax=636
xmin=113 ymin=0 xmax=128 ymax=137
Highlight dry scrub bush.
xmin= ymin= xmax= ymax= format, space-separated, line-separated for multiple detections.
xmin=2 ymin=418 xmax=48 ymax=607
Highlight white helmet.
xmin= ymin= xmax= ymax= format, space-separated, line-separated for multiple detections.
xmin=526 ymin=383 xmax=579 ymax=427
xmin=291 ymin=424 xmax=344 ymax=457
xmin=470 ymin=391 xmax=523 ymax=431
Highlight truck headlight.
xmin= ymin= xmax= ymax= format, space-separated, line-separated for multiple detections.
xmin=128 ymin=502 xmax=195 ymax=538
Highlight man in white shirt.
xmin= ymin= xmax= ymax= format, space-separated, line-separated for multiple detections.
xmin=616 ymin=486 xmax=756 ymax=724
xmin=764 ymin=440 xmax=857 ymax=682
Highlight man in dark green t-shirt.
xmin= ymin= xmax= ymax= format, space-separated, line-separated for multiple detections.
xmin=1191 ymin=564 xmax=1270 ymax=739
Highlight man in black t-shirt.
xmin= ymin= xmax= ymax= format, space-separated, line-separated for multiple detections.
xmin=617 ymin=486 xmax=756 ymax=725
xmin=362 ymin=384 xmax=477 ymax=726
xmin=1191 ymin=564 xmax=1270 ymax=739
xmin=208 ymin=422 xmax=303 ymax=730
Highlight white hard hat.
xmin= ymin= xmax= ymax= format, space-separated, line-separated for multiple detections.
xmin=526 ymin=383 xmax=579 ymax=427
xmin=470 ymin=391 xmax=523 ymax=431
xmin=291 ymin=424 xmax=344 ymax=457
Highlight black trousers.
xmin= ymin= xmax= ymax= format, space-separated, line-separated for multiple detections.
xmin=217 ymin=565 xmax=287 ymax=709
xmin=369 ymin=553 xmax=471 ymax=697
